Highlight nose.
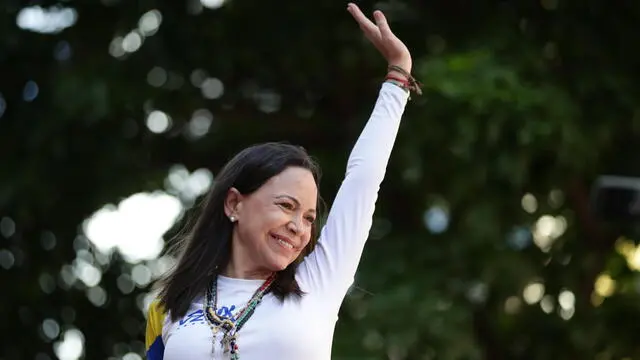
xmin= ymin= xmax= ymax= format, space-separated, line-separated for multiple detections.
xmin=286 ymin=218 xmax=299 ymax=234
xmin=288 ymin=212 xmax=310 ymax=234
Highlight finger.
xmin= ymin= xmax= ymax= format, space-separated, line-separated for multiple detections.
xmin=347 ymin=3 xmax=378 ymax=33
xmin=373 ymin=10 xmax=394 ymax=39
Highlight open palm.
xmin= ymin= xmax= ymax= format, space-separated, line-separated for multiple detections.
xmin=347 ymin=3 xmax=412 ymax=74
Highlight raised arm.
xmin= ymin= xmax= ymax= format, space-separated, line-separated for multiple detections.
xmin=296 ymin=4 xmax=418 ymax=311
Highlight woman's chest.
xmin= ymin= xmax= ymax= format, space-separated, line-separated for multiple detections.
xmin=163 ymin=296 xmax=335 ymax=360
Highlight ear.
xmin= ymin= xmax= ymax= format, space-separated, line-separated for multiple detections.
xmin=224 ymin=187 xmax=243 ymax=219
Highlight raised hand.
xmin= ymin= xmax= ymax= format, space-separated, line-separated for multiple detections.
xmin=347 ymin=3 xmax=412 ymax=75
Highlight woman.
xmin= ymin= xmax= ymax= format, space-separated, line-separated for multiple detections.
xmin=145 ymin=3 xmax=421 ymax=359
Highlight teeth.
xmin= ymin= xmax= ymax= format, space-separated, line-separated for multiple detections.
xmin=275 ymin=237 xmax=293 ymax=249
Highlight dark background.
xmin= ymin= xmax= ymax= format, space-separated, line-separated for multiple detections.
xmin=2 ymin=0 xmax=640 ymax=359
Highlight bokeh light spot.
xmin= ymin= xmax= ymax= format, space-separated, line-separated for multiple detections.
xmin=523 ymin=281 xmax=545 ymax=304
xmin=0 ymin=217 xmax=16 ymax=237
xmin=53 ymin=41 xmax=72 ymax=61
xmin=83 ymin=192 xmax=183 ymax=263
xmin=53 ymin=329 xmax=84 ymax=360
xmin=147 ymin=67 xmax=167 ymax=87
xmin=16 ymin=6 xmax=78 ymax=34
xmin=41 ymin=231 xmax=57 ymax=250
xmin=521 ymin=193 xmax=537 ymax=213
xmin=0 ymin=249 xmax=15 ymax=269
xmin=201 ymin=0 xmax=225 ymax=9
xmin=42 ymin=319 xmax=60 ymax=340
xmin=39 ymin=273 xmax=56 ymax=294
xmin=109 ymin=36 xmax=126 ymax=58
xmin=122 ymin=31 xmax=143 ymax=53
xmin=86 ymin=286 xmax=107 ymax=307
xmin=146 ymin=110 xmax=171 ymax=133
xmin=201 ymin=78 xmax=224 ymax=99
xmin=187 ymin=109 xmax=214 ymax=138
xmin=138 ymin=9 xmax=162 ymax=36
xmin=23 ymin=81 xmax=39 ymax=102
xmin=423 ymin=206 xmax=449 ymax=234
xmin=0 ymin=93 xmax=6 ymax=118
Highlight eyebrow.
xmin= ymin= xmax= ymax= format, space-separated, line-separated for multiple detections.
xmin=275 ymin=195 xmax=316 ymax=213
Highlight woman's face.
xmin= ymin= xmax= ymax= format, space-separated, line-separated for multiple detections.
xmin=225 ymin=166 xmax=318 ymax=277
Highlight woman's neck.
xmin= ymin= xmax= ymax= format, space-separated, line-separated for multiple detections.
xmin=224 ymin=235 xmax=274 ymax=280
xmin=222 ymin=261 xmax=272 ymax=280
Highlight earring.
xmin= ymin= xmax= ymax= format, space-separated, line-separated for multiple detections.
xmin=229 ymin=216 xmax=236 ymax=222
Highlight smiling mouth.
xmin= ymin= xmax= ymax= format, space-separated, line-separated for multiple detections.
xmin=270 ymin=234 xmax=294 ymax=250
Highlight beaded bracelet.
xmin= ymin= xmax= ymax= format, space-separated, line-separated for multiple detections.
xmin=386 ymin=64 xmax=423 ymax=96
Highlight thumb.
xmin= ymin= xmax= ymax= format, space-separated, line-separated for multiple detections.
xmin=373 ymin=10 xmax=393 ymax=38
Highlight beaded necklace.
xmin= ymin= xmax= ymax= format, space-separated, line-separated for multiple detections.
xmin=204 ymin=273 xmax=275 ymax=359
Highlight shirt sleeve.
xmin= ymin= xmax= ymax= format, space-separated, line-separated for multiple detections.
xmin=145 ymin=300 xmax=166 ymax=360
xmin=296 ymin=82 xmax=409 ymax=311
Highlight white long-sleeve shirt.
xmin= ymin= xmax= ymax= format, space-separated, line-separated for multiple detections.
xmin=147 ymin=82 xmax=409 ymax=360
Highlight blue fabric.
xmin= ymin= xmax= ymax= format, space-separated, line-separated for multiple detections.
xmin=146 ymin=336 xmax=165 ymax=360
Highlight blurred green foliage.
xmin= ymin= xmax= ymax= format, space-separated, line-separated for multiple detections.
xmin=2 ymin=0 xmax=640 ymax=359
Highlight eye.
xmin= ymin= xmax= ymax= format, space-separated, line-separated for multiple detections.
xmin=278 ymin=202 xmax=294 ymax=210
xmin=305 ymin=216 xmax=316 ymax=223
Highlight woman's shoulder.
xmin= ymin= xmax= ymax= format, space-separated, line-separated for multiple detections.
xmin=147 ymin=299 xmax=167 ymax=318
xmin=145 ymin=299 xmax=168 ymax=356
xmin=146 ymin=299 xmax=168 ymax=332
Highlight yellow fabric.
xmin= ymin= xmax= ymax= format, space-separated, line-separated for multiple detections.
xmin=145 ymin=300 xmax=166 ymax=351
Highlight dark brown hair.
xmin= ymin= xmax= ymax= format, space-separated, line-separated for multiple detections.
xmin=156 ymin=142 xmax=323 ymax=321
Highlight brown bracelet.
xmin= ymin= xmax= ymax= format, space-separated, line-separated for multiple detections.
xmin=387 ymin=65 xmax=423 ymax=96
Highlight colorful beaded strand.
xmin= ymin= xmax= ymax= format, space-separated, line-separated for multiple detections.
xmin=204 ymin=273 xmax=275 ymax=359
